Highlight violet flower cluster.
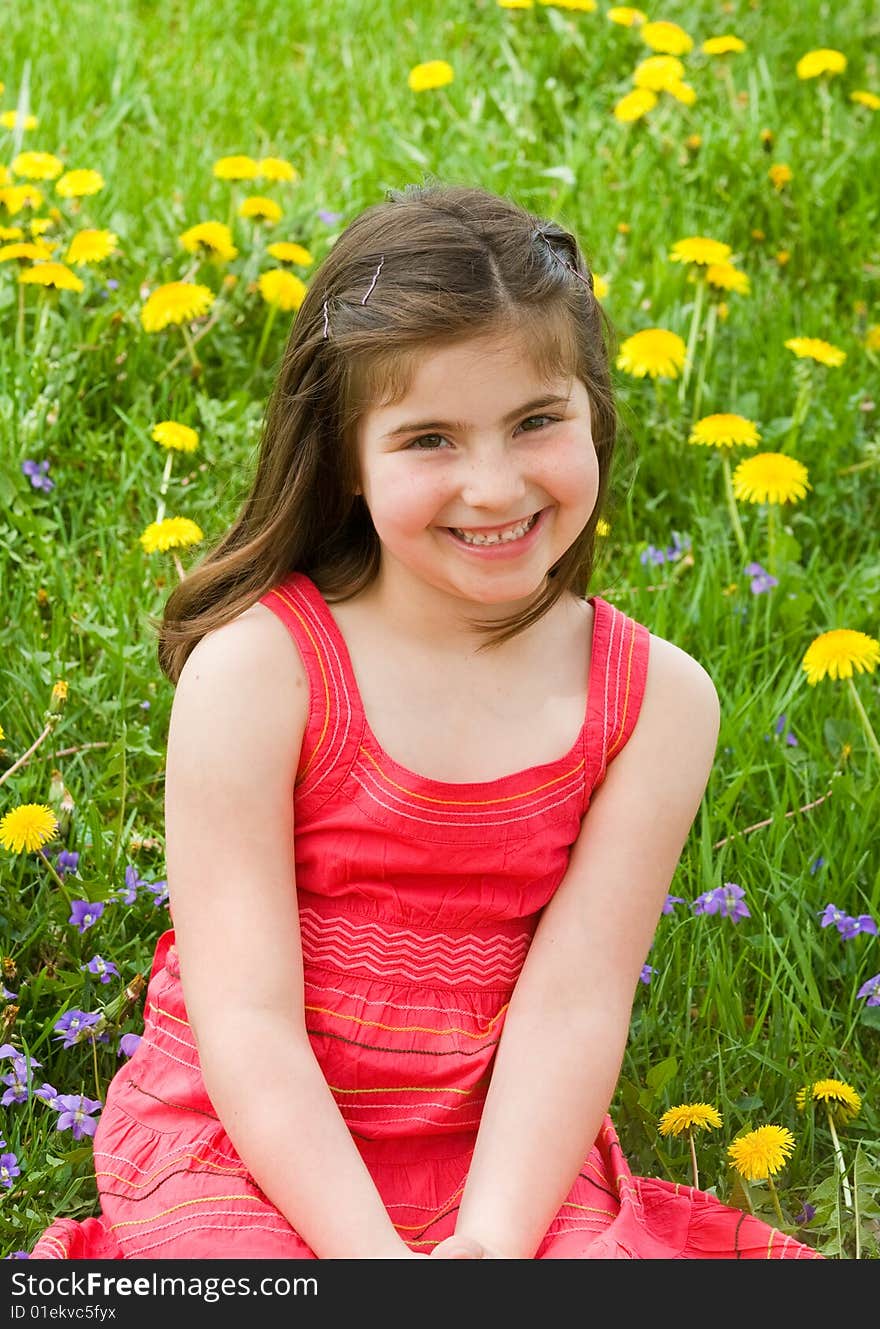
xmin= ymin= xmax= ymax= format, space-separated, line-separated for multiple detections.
xmin=640 ymin=531 xmax=692 ymax=567
xmin=820 ymin=904 xmax=878 ymax=939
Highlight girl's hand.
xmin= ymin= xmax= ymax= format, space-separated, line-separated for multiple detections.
xmin=430 ymin=1235 xmax=504 ymax=1259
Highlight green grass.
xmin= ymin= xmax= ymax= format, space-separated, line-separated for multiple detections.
xmin=1 ymin=0 xmax=879 ymax=1259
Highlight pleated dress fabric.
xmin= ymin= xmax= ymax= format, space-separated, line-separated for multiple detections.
xmin=29 ymin=572 xmax=821 ymax=1260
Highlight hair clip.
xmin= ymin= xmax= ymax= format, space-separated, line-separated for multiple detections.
xmin=361 ymin=254 xmax=385 ymax=305
xmin=534 ymin=228 xmax=594 ymax=294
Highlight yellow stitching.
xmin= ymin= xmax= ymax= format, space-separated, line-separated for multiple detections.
xmin=359 ymin=743 xmax=584 ymax=806
xmin=329 ymin=1083 xmax=472 ymax=1095
xmin=605 ymin=618 xmax=637 ymax=760
xmin=305 ymin=1001 xmax=509 ymax=1039
xmin=110 ymin=1193 xmax=269 ymax=1230
xmin=272 ymin=583 xmax=330 ymax=783
xmin=96 ymin=1156 xmax=247 ymax=1188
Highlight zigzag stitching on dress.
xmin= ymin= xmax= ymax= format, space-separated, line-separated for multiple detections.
xmin=307 ymin=1024 xmax=499 ymax=1056
xmin=355 ymin=752 xmax=585 ymax=816
xmin=304 ymin=976 xmax=512 ymax=1021
xmin=300 ymin=930 xmax=529 ymax=985
xmin=304 ymin=951 xmax=524 ymax=985
xmin=300 ymin=906 xmax=530 ymax=956
xmin=110 ymin=1193 xmax=285 ymax=1231
xmin=118 ymin=1213 xmax=295 ymax=1256
xmin=285 ymin=580 xmax=354 ymax=789
xmin=300 ymin=924 xmax=530 ymax=970
xmin=95 ymin=1139 xmax=244 ymax=1173
xmin=271 ymin=582 xmax=350 ymax=794
xmin=351 ymin=769 xmax=583 ymax=828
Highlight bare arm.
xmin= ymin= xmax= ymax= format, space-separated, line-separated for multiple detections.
xmin=453 ymin=636 xmax=722 ymax=1258
xmin=164 ymin=607 xmax=416 ymax=1259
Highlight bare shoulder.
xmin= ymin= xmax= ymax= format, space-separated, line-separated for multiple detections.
xmin=171 ymin=600 xmax=309 ymax=782
xmin=644 ymin=631 xmax=720 ymax=719
xmin=626 ymin=630 xmax=721 ymax=789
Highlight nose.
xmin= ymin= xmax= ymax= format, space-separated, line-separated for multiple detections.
xmin=458 ymin=443 xmax=528 ymax=515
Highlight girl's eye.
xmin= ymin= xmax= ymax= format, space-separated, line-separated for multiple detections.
xmin=405 ymin=415 xmax=559 ymax=451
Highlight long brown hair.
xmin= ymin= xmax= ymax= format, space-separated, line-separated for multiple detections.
xmin=155 ymin=181 xmax=618 ymax=684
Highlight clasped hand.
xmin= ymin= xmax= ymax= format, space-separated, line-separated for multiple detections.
xmin=428 ymin=1235 xmax=505 ymax=1259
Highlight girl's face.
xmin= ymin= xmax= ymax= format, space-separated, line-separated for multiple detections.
xmin=354 ymin=328 xmax=599 ymax=614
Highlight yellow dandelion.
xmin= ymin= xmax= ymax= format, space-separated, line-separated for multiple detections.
xmin=607 ymin=7 xmax=646 ymax=25
xmin=732 ymin=452 xmax=810 ymax=505
xmin=139 ymin=516 xmax=205 ymax=554
xmin=665 ymin=80 xmax=697 ymax=106
xmin=0 ymin=184 xmax=44 ymax=215
xmin=408 ymin=60 xmax=455 ymax=92
xmin=658 ymin=1103 xmax=723 ymax=1137
xmin=238 ymin=196 xmax=282 ymax=224
xmin=866 ymin=325 xmax=880 ymax=351
xmin=30 ymin=218 xmax=55 ymax=236
xmin=55 ymin=169 xmax=105 ymax=199
xmin=613 ymin=88 xmax=657 ymax=122
xmin=11 ymin=151 xmax=64 ymax=180
xmin=140 ymin=281 xmax=215 ymax=332
xmin=51 ymin=679 xmax=68 ymax=707
xmin=151 ymin=421 xmax=199 ymax=453
xmin=0 ymin=225 xmax=23 ymax=240
xmin=498 ymin=0 xmax=534 ymax=8
xmin=641 ymin=20 xmax=693 ymax=56
xmin=728 ymin=1125 xmax=795 ymax=1181
xmin=0 ymin=111 xmax=38 ymax=130
xmin=669 ymin=236 xmax=732 ymax=266
xmin=266 ymin=241 xmax=313 ymax=266
xmin=596 ymin=517 xmax=611 ymax=536
xmin=850 ymin=90 xmax=880 ymax=110
xmin=592 ymin=274 xmax=609 ymax=300
xmin=796 ymin=48 xmax=847 ymax=80
xmin=633 ymin=55 xmax=686 ymax=92
xmin=179 ymin=220 xmax=238 ymax=262
xmin=0 ymin=803 xmax=59 ymax=854
xmin=702 ymin=35 xmax=746 ymax=56
xmin=785 ymin=336 xmax=846 ymax=367
xmin=258 ymin=268 xmax=307 ymax=311
xmin=801 ymin=629 xmax=880 ymax=685
xmin=689 ymin=414 xmax=761 ymax=449
xmin=616 ymin=328 xmax=687 ymax=379
xmin=685 ymin=133 xmax=702 ymax=150
xmin=0 ymin=721 xmax=4 ymax=741
xmin=769 ymin=163 xmax=793 ymax=190
xmin=796 ymin=1079 xmax=862 ymax=1121
xmin=705 ymin=262 xmax=750 ymax=294
xmin=537 ymin=0 xmax=597 ymax=9
xmin=0 ymin=241 xmax=54 ymax=263
xmin=212 ymin=155 xmax=260 ymax=181
xmin=65 ymin=229 xmax=119 ymax=266
xmin=18 ymin=262 xmax=84 ymax=292
xmin=258 ymin=157 xmax=298 ymax=182
xmin=776 ymin=250 xmax=791 ymax=266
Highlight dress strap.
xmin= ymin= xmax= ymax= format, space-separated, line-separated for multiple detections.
xmin=258 ymin=572 xmax=364 ymax=809
xmin=584 ymin=597 xmax=651 ymax=801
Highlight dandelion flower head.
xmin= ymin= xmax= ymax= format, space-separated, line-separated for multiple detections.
xmin=850 ymin=90 xmax=880 ymax=110
xmin=179 ymin=220 xmax=238 ymax=262
xmin=239 ymin=196 xmax=282 ymax=224
xmin=140 ymin=281 xmax=214 ymax=332
xmin=633 ymin=56 xmax=685 ymax=92
xmin=702 ymin=36 xmax=746 ymax=56
xmin=616 ymin=327 xmax=687 ymax=379
xmin=705 ymin=262 xmax=750 ymax=294
xmin=785 ymin=336 xmax=846 ymax=367
xmin=728 ymin=1125 xmax=795 ymax=1180
xmin=795 ymin=1078 xmax=861 ymax=1121
xmin=258 ymin=157 xmax=298 ymax=182
xmin=607 ymin=8 xmax=646 ymax=27
xmin=212 ymin=155 xmax=260 ymax=181
xmin=12 ymin=152 xmax=63 ymax=181
xmin=732 ymin=452 xmax=811 ymax=505
xmin=797 ymin=49 xmax=847 ymax=80
xmin=0 ymin=804 xmax=59 ymax=854
xmin=408 ymin=61 xmax=455 ymax=92
xmin=689 ymin=414 xmax=760 ymax=450
xmin=66 ymin=229 xmax=118 ymax=266
xmin=1 ymin=111 xmax=38 ymax=130
xmin=151 ymin=421 xmax=199 ymax=453
xmin=258 ymin=268 xmax=307 ymax=311
xmin=801 ymin=629 xmax=880 ymax=685
xmin=658 ymin=1103 xmax=723 ymax=1136
xmin=670 ymin=236 xmax=732 ymax=266
xmin=55 ymin=169 xmax=105 ymax=199
xmin=769 ymin=163 xmax=793 ymax=190
xmin=641 ymin=20 xmax=693 ymax=55
xmin=613 ymin=88 xmax=657 ymax=122
xmin=266 ymin=241 xmax=313 ymax=266
xmin=0 ymin=241 xmax=54 ymax=263
xmin=18 ymin=262 xmax=84 ymax=292
xmin=139 ymin=517 xmax=204 ymax=554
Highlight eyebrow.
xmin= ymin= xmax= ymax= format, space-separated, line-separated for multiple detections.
xmin=381 ymin=393 xmax=573 ymax=439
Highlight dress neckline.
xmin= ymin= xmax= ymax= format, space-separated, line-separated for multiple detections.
xmin=290 ymin=572 xmax=608 ymax=792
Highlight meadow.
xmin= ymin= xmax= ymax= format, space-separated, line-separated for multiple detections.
xmin=1 ymin=0 xmax=878 ymax=1259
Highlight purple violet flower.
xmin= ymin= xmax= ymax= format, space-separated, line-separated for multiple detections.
xmin=35 ymin=1083 xmax=63 ymax=1109
xmin=1 ymin=1057 xmax=33 ymax=1106
xmin=662 ymin=894 xmax=686 ymax=914
xmin=810 ymin=856 xmax=826 ymax=875
xmin=744 ymin=561 xmax=778 ymax=595
xmin=145 ymin=877 xmax=169 ymax=907
xmin=0 ymin=1153 xmax=21 ymax=1187
xmin=118 ymin=1032 xmax=142 ymax=1059
xmin=53 ymin=1009 xmax=103 ymax=1049
xmin=55 ymin=1094 xmax=102 ymax=1140
xmin=820 ymin=903 xmax=846 ymax=930
xmin=692 ymin=882 xmax=751 ymax=923
xmin=21 ymin=459 xmax=55 ymax=492
xmin=317 ymin=208 xmax=343 ymax=225
xmin=81 ymin=956 xmax=120 ymax=984
xmin=6 ymin=1252 xmax=31 ymax=1259
xmin=55 ymin=850 xmax=80 ymax=877
xmin=639 ymin=964 xmax=656 ymax=984
xmin=640 ymin=544 xmax=667 ymax=566
xmin=2 ymin=985 xmax=17 ymax=1000
xmin=856 ymin=974 xmax=880 ymax=1006
xmin=68 ymin=899 xmax=104 ymax=933
xmin=794 ymin=1202 xmax=816 ymax=1226
xmin=116 ymin=865 xmax=146 ymax=904
xmin=838 ymin=914 xmax=878 ymax=941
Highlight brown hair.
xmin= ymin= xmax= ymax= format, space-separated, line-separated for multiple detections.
xmin=154 ymin=180 xmax=618 ymax=685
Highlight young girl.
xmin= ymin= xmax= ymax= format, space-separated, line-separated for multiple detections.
xmin=31 ymin=183 xmax=819 ymax=1260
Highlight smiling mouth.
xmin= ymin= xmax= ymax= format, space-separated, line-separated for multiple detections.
xmin=448 ymin=511 xmax=541 ymax=546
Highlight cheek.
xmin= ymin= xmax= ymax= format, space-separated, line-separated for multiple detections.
xmin=366 ymin=465 xmax=448 ymax=535
xmin=544 ymin=433 xmax=599 ymax=505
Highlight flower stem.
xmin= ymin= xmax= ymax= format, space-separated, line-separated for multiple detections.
xmin=38 ymin=849 xmax=74 ymax=911
xmin=826 ymin=1109 xmax=853 ymax=1208
xmin=846 ymin=677 xmax=880 ymax=767
xmin=787 ymin=373 xmax=813 ymax=451
xmin=91 ymin=1032 xmax=102 ymax=1104
xmin=179 ymin=323 xmax=201 ymax=371
xmin=171 ymin=551 xmax=186 ymax=582
xmin=721 ymin=456 xmax=748 ymax=561
xmin=679 ymin=276 xmax=706 ymax=402
xmin=766 ymin=1173 xmax=786 ymax=1228
xmin=16 ymin=282 xmax=26 ymax=353
xmin=155 ymin=450 xmax=174 ymax=524
xmin=766 ymin=503 xmax=777 ymax=577
xmin=254 ymin=301 xmax=279 ymax=366
xmin=688 ymin=1130 xmax=699 ymax=1189
xmin=691 ymin=300 xmax=718 ymax=425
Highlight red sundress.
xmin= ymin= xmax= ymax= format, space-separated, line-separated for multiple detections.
xmin=29 ymin=572 xmax=821 ymax=1260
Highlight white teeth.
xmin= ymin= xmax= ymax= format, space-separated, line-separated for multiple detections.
xmin=452 ymin=513 xmax=538 ymax=545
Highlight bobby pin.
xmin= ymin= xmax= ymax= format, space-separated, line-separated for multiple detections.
xmin=534 ymin=228 xmax=594 ymax=293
